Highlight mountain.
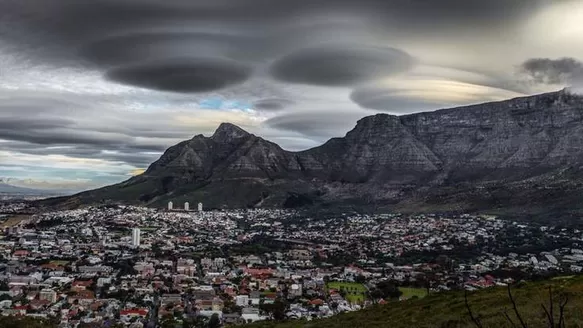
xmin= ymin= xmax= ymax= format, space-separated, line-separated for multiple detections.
xmin=0 ymin=182 xmax=67 ymax=196
xmin=43 ymin=89 xmax=583 ymax=216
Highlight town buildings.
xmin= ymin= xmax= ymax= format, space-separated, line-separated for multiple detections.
xmin=0 ymin=205 xmax=581 ymax=326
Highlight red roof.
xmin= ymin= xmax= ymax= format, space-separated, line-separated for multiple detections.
xmin=73 ymin=280 xmax=93 ymax=287
xmin=13 ymin=250 xmax=29 ymax=256
xmin=244 ymin=268 xmax=274 ymax=276
xmin=70 ymin=290 xmax=95 ymax=299
xmin=120 ymin=309 xmax=149 ymax=316
xmin=310 ymin=299 xmax=324 ymax=306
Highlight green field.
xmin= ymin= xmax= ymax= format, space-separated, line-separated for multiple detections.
xmin=399 ymin=287 xmax=428 ymax=299
xmin=327 ymin=282 xmax=367 ymax=304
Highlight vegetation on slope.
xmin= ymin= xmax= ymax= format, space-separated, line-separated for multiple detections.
xmin=245 ymin=276 xmax=583 ymax=328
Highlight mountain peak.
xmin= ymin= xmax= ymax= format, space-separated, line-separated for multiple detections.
xmin=347 ymin=113 xmax=402 ymax=140
xmin=211 ymin=123 xmax=251 ymax=141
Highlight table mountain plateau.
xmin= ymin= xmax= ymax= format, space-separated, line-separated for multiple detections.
xmin=43 ymin=89 xmax=583 ymax=216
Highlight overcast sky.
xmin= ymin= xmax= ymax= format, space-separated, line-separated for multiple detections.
xmin=1 ymin=0 xmax=582 ymax=191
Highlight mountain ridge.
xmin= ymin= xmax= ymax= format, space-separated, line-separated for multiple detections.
xmin=41 ymin=89 xmax=583 ymax=216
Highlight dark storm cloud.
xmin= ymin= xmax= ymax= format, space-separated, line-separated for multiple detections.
xmin=2 ymin=0 xmax=539 ymax=39
xmin=0 ymin=0 xmax=548 ymax=92
xmin=520 ymin=57 xmax=583 ymax=85
xmin=105 ymin=59 xmax=252 ymax=93
xmin=269 ymin=45 xmax=415 ymax=86
xmin=80 ymin=32 xmax=266 ymax=66
xmin=252 ymin=98 xmax=296 ymax=111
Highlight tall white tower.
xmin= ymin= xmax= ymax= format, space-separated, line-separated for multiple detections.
xmin=168 ymin=201 xmax=173 ymax=210
xmin=184 ymin=202 xmax=190 ymax=211
xmin=198 ymin=202 xmax=203 ymax=212
xmin=131 ymin=228 xmax=141 ymax=247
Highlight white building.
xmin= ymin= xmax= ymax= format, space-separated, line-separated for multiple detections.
xmin=198 ymin=202 xmax=203 ymax=212
xmin=545 ymin=254 xmax=559 ymax=265
xmin=184 ymin=202 xmax=190 ymax=211
xmin=39 ymin=289 xmax=57 ymax=303
xmin=235 ymin=295 xmax=249 ymax=307
xmin=132 ymin=228 xmax=141 ymax=247
xmin=168 ymin=201 xmax=173 ymax=210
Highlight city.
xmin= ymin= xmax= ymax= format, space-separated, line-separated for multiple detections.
xmin=1 ymin=202 xmax=582 ymax=327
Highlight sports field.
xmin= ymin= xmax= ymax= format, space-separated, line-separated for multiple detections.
xmin=399 ymin=287 xmax=428 ymax=299
xmin=327 ymin=282 xmax=367 ymax=303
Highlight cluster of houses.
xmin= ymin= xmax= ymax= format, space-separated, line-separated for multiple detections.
xmin=0 ymin=206 xmax=582 ymax=327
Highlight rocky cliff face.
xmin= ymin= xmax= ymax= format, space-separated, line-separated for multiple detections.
xmin=47 ymin=89 xmax=583 ymax=215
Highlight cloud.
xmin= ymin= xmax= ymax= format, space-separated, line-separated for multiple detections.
xmin=263 ymin=108 xmax=369 ymax=139
xmin=252 ymin=98 xmax=295 ymax=111
xmin=269 ymin=45 xmax=414 ymax=86
xmin=79 ymin=32 xmax=265 ymax=66
xmin=351 ymin=66 xmax=527 ymax=112
xmin=105 ymin=59 xmax=252 ymax=93
xmin=0 ymin=90 xmax=263 ymax=170
xmin=519 ymin=57 xmax=583 ymax=85
xmin=351 ymin=87 xmax=447 ymax=113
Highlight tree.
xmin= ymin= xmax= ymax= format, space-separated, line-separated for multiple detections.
xmin=330 ymin=301 xmax=339 ymax=312
xmin=208 ymin=313 xmax=220 ymax=328
xmin=160 ymin=314 xmax=178 ymax=328
xmin=354 ymin=275 xmax=367 ymax=284
xmin=0 ymin=316 xmax=58 ymax=328
xmin=372 ymin=280 xmax=402 ymax=300
xmin=261 ymin=299 xmax=288 ymax=321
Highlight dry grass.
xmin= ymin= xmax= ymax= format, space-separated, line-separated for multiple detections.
xmin=0 ymin=215 xmax=29 ymax=228
xmin=245 ymin=276 xmax=583 ymax=328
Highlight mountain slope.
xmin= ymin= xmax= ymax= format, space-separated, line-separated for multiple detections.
xmin=0 ymin=182 xmax=68 ymax=196
xmin=245 ymin=277 xmax=583 ymax=328
xmin=0 ymin=182 xmax=40 ymax=194
xmin=43 ymin=89 xmax=583 ymax=214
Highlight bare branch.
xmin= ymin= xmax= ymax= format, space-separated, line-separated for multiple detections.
xmin=541 ymin=304 xmax=552 ymax=327
xmin=558 ymin=295 xmax=568 ymax=328
xmin=507 ymin=284 xmax=528 ymax=328
xmin=465 ymin=290 xmax=483 ymax=328
xmin=503 ymin=308 xmax=518 ymax=328
xmin=549 ymin=287 xmax=554 ymax=328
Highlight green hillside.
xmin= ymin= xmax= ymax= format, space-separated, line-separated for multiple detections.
xmin=246 ymin=276 xmax=583 ymax=328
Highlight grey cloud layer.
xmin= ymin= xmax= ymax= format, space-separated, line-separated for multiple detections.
xmin=0 ymin=0 xmax=549 ymax=94
xmin=253 ymin=98 xmax=296 ymax=111
xmin=0 ymin=92 xmax=202 ymax=167
xmin=105 ymin=59 xmax=252 ymax=93
xmin=269 ymin=46 xmax=414 ymax=86
xmin=263 ymin=109 xmax=369 ymax=139
xmin=520 ymin=57 xmax=583 ymax=85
